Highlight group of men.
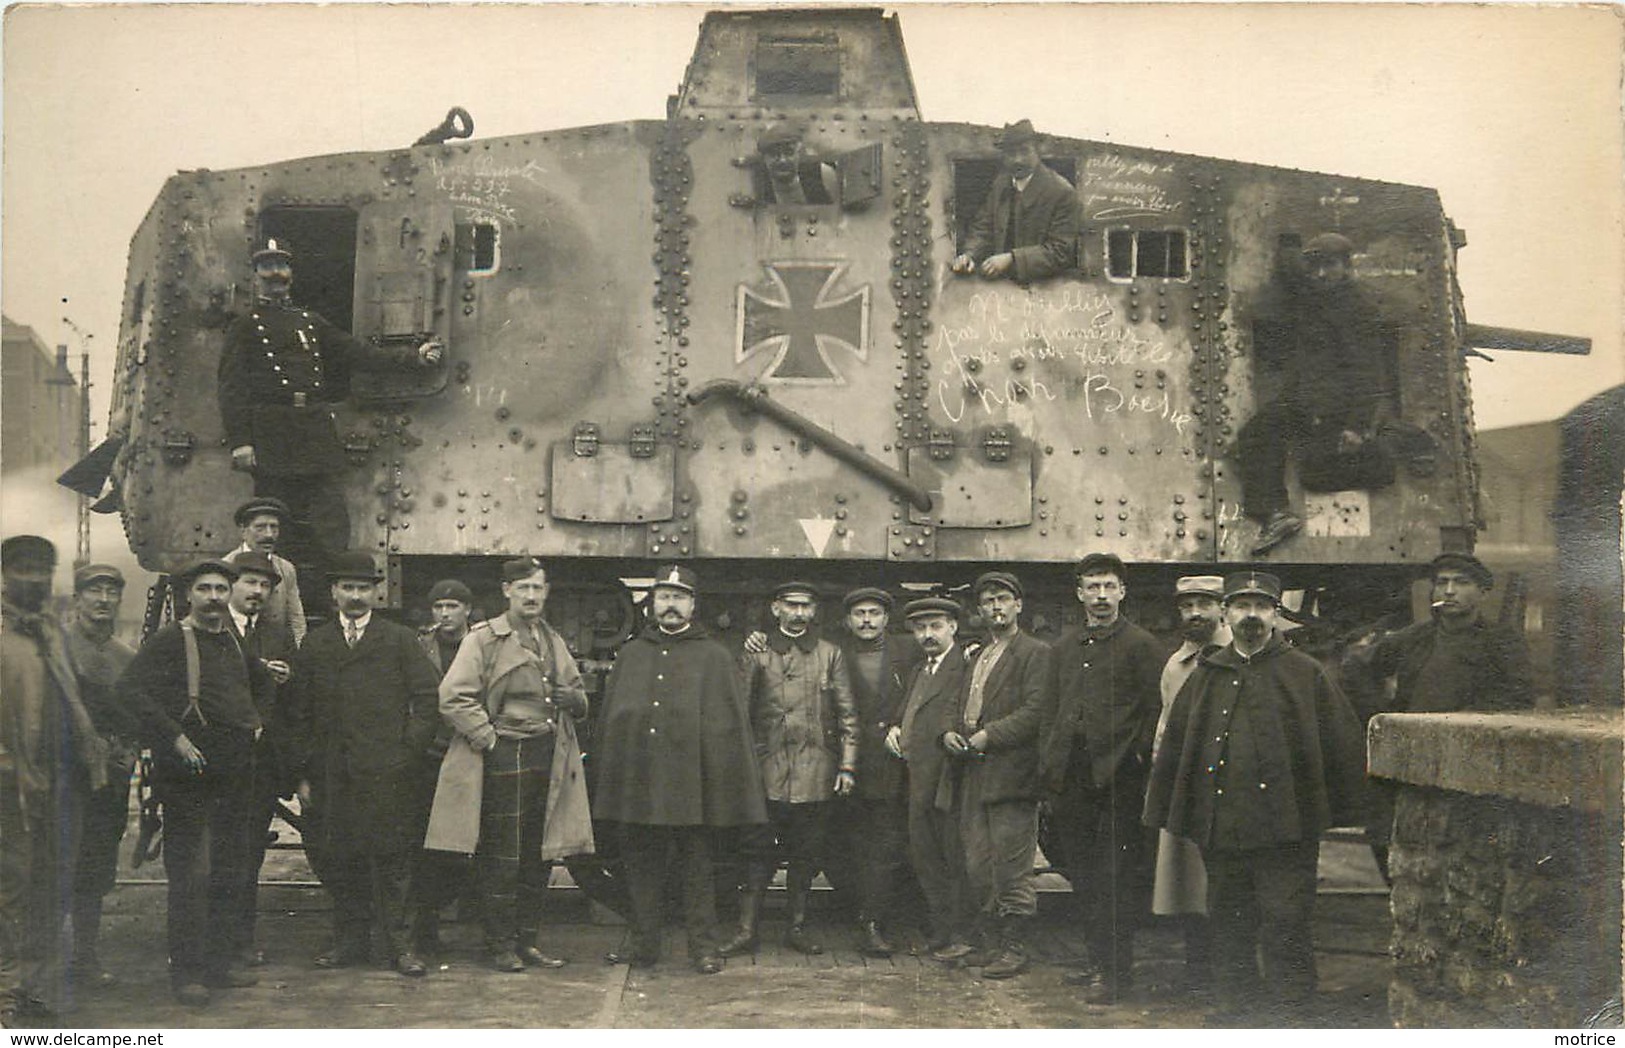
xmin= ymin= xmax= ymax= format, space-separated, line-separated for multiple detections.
xmin=2 ymin=497 xmax=1532 ymax=1020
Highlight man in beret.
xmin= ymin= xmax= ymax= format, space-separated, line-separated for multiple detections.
xmin=757 ymin=124 xmax=838 ymax=206
xmin=284 ymin=553 xmax=438 ymax=977
xmin=722 ymin=581 xmax=858 ymax=957
xmin=1240 ymin=232 xmax=1396 ymax=555
xmin=63 ymin=563 xmax=138 ymax=990
xmin=222 ymin=550 xmax=295 ymax=969
xmin=952 ymin=119 xmax=1081 ymax=283
xmin=121 ymin=558 xmax=267 ymax=1006
xmin=406 ymin=577 xmax=477 ymax=957
xmin=425 ymin=558 xmax=592 ymax=973
xmin=946 ymin=571 xmax=1054 ymax=979
xmin=218 ymin=240 xmax=443 ymax=575
xmin=1147 ymin=575 xmax=1231 ymax=994
xmin=593 ymin=565 xmax=766 ymax=973
xmin=1146 ymin=571 xmax=1366 ymax=1018
xmin=1039 ymin=553 xmax=1166 ymax=1002
xmin=2 ymin=537 xmax=106 ymax=1023
xmin=1341 ymin=552 xmax=1533 ymax=880
xmin=828 ymin=587 xmax=921 ymax=957
xmin=228 ymin=497 xmax=305 ymax=648
xmin=887 ymin=596 xmax=974 ymax=961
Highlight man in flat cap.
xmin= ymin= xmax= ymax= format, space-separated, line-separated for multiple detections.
xmin=2 ymin=537 xmax=107 ymax=1023
xmin=593 ymin=565 xmax=766 ymax=973
xmin=952 ymin=119 xmax=1081 ymax=283
xmin=121 ymin=558 xmax=266 ymax=1006
xmin=218 ymin=240 xmax=443 ymax=577
xmin=1146 ymin=571 xmax=1365 ymax=1019
xmin=1039 ymin=553 xmax=1165 ymax=1002
xmin=945 ymin=571 xmax=1053 ymax=979
xmin=757 ymin=124 xmax=838 ymax=206
xmin=425 ymin=557 xmax=592 ymax=973
xmin=228 ymin=497 xmax=305 ymax=648
xmin=828 ymin=586 xmax=921 ymax=957
xmin=887 ymin=596 xmax=974 ymax=961
xmin=63 ymin=563 xmax=138 ymax=989
xmin=1146 ymin=575 xmax=1231 ymax=994
xmin=1240 ymin=232 xmax=1397 ymax=555
xmin=722 ymin=581 xmax=858 ymax=956
xmin=285 ymin=551 xmax=439 ymax=977
xmin=222 ymin=549 xmax=296 ymax=969
xmin=405 ymin=578 xmax=477 ymax=957
xmin=1341 ymin=552 xmax=1533 ymax=881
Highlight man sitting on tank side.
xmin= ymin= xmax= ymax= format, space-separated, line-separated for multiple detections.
xmin=952 ymin=119 xmax=1081 ymax=284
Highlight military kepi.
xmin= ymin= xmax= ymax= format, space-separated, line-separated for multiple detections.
xmin=1223 ymin=570 xmax=1282 ymax=604
xmin=773 ymin=580 xmax=819 ymax=601
xmin=252 ymin=238 xmax=293 ymax=265
xmin=327 ymin=550 xmax=383 ymax=581
xmin=651 ymin=563 xmax=698 ymax=594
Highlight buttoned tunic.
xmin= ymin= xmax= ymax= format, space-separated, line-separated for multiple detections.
xmin=1039 ymin=616 xmax=1166 ymax=793
xmin=737 ymin=631 xmax=859 ymax=804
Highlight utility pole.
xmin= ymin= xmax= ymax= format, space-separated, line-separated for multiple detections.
xmin=59 ymin=317 xmax=94 ymax=568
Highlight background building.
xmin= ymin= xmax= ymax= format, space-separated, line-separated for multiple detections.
xmin=2 ymin=314 xmax=82 ymax=476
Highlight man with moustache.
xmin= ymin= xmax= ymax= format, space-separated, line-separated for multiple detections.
xmin=885 ymin=596 xmax=974 ymax=962
xmin=228 ymin=497 xmax=305 ymax=648
xmin=1039 ymin=553 xmax=1165 ymax=1002
xmin=122 ymin=558 xmax=266 ymax=1006
xmin=63 ymin=564 xmax=137 ymax=990
xmin=722 ymin=581 xmax=858 ymax=957
xmin=222 ymin=550 xmax=295 ymax=969
xmin=1145 ymin=571 xmax=1366 ymax=1017
xmin=1341 ymin=553 xmax=1533 ymax=880
xmin=952 ymin=119 xmax=1081 ymax=283
xmin=426 ymin=558 xmax=592 ymax=973
xmin=757 ymin=125 xmax=838 ymax=206
xmin=592 ymin=566 xmax=766 ymax=974
xmin=2 ymin=536 xmax=107 ymax=1024
xmin=406 ymin=578 xmax=476 ymax=957
xmin=287 ymin=552 xmax=439 ymax=977
xmin=946 ymin=571 xmax=1053 ymax=979
xmin=1148 ymin=575 xmax=1232 ymax=994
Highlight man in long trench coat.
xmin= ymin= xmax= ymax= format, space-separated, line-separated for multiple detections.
xmin=592 ymin=565 xmax=767 ymax=973
xmin=287 ymin=551 xmax=439 ymax=977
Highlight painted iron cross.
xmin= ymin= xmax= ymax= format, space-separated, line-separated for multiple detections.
xmin=736 ymin=261 xmax=870 ymax=384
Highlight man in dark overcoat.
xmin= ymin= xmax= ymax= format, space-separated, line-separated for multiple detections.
xmin=286 ymin=551 xmax=439 ymax=978
xmin=1145 ymin=571 xmax=1366 ymax=1018
xmin=1038 ymin=553 xmax=1167 ymax=1002
xmin=886 ymin=596 xmax=973 ymax=961
xmin=592 ymin=565 xmax=767 ymax=974
xmin=946 ymin=571 xmax=1054 ymax=979
xmin=826 ymin=587 xmax=920 ymax=957
xmin=952 ymin=119 xmax=1081 ymax=283
xmin=217 ymin=240 xmax=441 ymax=572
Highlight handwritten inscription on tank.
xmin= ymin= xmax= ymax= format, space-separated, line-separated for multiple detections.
xmin=1078 ymin=154 xmax=1182 ymax=221
xmin=932 ymin=285 xmax=1192 ymax=435
xmin=429 ymin=156 xmax=548 ymax=227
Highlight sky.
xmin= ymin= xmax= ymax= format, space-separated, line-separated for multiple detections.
xmin=2 ymin=2 xmax=1620 ymax=482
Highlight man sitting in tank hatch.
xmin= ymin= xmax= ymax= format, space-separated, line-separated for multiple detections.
xmin=1238 ymin=232 xmax=1397 ymax=556
xmin=952 ymin=119 xmax=1081 ymax=284
xmin=756 ymin=124 xmax=839 ymax=206
xmin=217 ymin=239 xmax=443 ymax=579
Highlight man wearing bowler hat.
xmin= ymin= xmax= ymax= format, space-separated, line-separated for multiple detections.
xmin=121 ymin=558 xmax=266 ymax=1006
xmin=218 ymin=240 xmax=443 ymax=573
xmin=952 ymin=119 xmax=1081 ymax=283
xmin=721 ymin=580 xmax=858 ymax=957
xmin=1145 ymin=571 xmax=1365 ymax=1019
xmin=286 ymin=551 xmax=439 ymax=977
xmin=888 ymin=595 xmax=974 ymax=961
xmin=1341 ymin=552 xmax=1533 ymax=881
xmin=593 ymin=565 xmax=766 ymax=973
xmin=2 ymin=536 xmax=107 ymax=1023
xmin=946 ymin=571 xmax=1053 ymax=979
xmin=425 ymin=557 xmax=592 ymax=973
xmin=64 ymin=563 xmax=138 ymax=989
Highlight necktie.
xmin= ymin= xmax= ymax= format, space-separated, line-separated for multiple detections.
xmin=1001 ymin=183 xmax=1019 ymax=254
xmin=345 ymin=622 xmax=359 ymax=648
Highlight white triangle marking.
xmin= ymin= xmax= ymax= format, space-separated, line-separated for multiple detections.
xmin=799 ymin=517 xmax=836 ymax=557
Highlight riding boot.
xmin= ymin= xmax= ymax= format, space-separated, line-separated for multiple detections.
xmin=784 ymin=863 xmax=823 ymax=955
xmin=717 ymin=867 xmax=767 ymax=957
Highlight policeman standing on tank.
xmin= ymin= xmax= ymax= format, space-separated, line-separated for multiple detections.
xmin=218 ymin=240 xmax=443 ymax=578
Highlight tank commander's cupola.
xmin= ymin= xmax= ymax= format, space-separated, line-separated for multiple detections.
xmin=673 ymin=8 xmax=921 ymax=120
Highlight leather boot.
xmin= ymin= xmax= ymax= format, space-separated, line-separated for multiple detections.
xmin=717 ymin=879 xmax=764 ymax=957
xmin=784 ymin=864 xmax=823 ymax=955
xmin=858 ymin=917 xmax=895 ymax=957
xmin=960 ymin=917 xmax=998 ymax=968
xmin=982 ymin=915 xmax=1029 ymax=980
